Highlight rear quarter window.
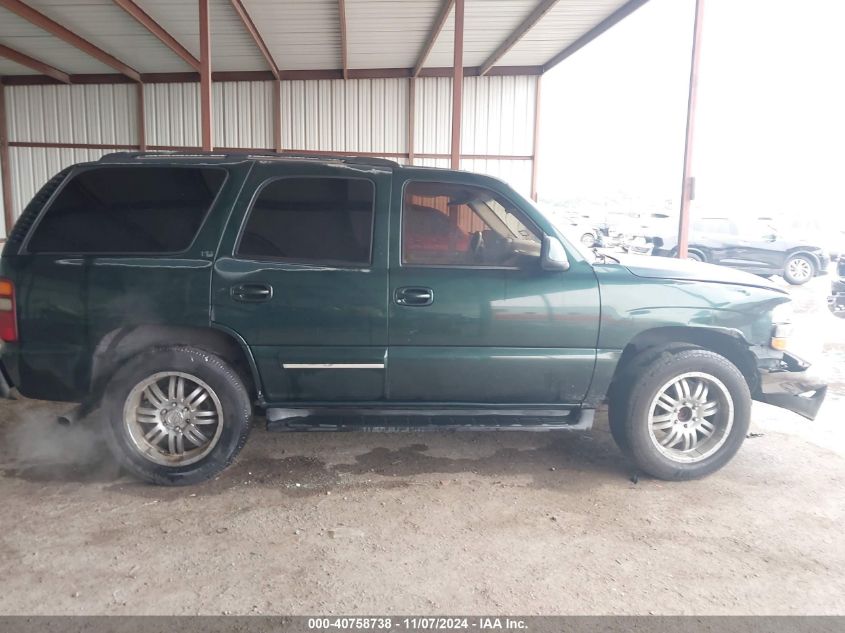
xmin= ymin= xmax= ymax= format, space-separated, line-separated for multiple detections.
xmin=25 ymin=166 xmax=226 ymax=254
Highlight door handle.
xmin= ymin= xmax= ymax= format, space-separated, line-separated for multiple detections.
xmin=394 ymin=286 xmax=434 ymax=306
xmin=231 ymin=283 xmax=273 ymax=302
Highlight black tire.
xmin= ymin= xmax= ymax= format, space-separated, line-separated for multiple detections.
xmin=783 ymin=254 xmax=815 ymax=285
xmin=610 ymin=348 xmax=751 ymax=480
xmin=686 ymin=250 xmax=705 ymax=263
xmin=580 ymin=232 xmax=596 ymax=248
xmin=101 ymin=346 xmax=252 ymax=485
xmin=608 ymin=344 xmax=696 ymax=456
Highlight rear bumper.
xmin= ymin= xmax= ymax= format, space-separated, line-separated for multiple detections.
xmin=756 ymin=352 xmax=827 ymax=420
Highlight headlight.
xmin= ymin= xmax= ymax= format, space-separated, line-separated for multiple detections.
xmin=771 ymin=301 xmax=793 ymax=324
xmin=770 ymin=301 xmax=793 ymax=350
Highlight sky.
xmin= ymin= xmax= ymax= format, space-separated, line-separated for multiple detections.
xmin=538 ymin=0 xmax=845 ymax=228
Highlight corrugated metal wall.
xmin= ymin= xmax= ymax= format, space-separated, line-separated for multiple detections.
xmin=2 ymin=75 xmax=537 ymax=223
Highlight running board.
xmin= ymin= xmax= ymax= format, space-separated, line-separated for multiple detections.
xmin=265 ymin=407 xmax=594 ymax=433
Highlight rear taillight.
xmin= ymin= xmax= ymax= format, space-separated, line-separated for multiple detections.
xmin=0 ymin=279 xmax=17 ymax=342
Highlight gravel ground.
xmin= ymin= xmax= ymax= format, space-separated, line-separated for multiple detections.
xmin=0 ymin=270 xmax=843 ymax=615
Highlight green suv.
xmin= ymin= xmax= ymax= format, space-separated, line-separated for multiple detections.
xmin=0 ymin=153 xmax=827 ymax=485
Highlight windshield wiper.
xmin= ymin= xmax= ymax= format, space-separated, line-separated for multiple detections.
xmin=592 ymin=247 xmax=620 ymax=264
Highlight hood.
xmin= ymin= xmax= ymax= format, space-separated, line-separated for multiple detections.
xmin=616 ymin=255 xmax=787 ymax=293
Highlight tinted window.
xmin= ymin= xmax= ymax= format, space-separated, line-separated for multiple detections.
xmin=402 ymin=181 xmax=540 ymax=267
xmin=27 ymin=166 xmax=225 ymax=254
xmin=237 ymin=177 xmax=374 ymax=265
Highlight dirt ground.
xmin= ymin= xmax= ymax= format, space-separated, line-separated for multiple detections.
xmin=0 ymin=271 xmax=843 ymax=615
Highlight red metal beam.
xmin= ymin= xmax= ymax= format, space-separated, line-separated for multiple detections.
xmin=676 ymin=0 xmax=704 ymax=260
xmin=229 ymin=0 xmax=280 ymax=80
xmin=542 ymin=0 xmax=650 ymax=72
xmin=0 ymin=84 xmax=14 ymax=237
xmin=112 ymin=0 xmax=199 ymax=70
xmin=450 ymin=0 xmax=463 ymax=170
xmin=413 ymin=0 xmax=454 ymax=77
xmin=0 ymin=44 xmax=70 ymax=83
xmin=530 ymin=76 xmax=541 ymax=201
xmin=408 ymin=77 xmax=416 ymax=165
xmin=0 ymin=65 xmax=545 ymax=86
xmin=0 ymin=0 xmax=141 ymax=82
xmin=479 ymin=0 xmax=559 ymax=76
xmin=198 ymin=0 xmax=212 ymax=151
xmin=273 ymin=79 xmax=282 ymax=152
xmin=137 ymin=83 xmax=146 ymax=151
xmin=338 ymin=0 xmax=349 ymax=80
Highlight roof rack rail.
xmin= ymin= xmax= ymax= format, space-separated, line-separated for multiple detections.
xmin=98 ymin=150 xmax=400 ymax=168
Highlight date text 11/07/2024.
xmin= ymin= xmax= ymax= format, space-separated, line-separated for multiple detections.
xmin=307 ymin=618 xmax=528 ymax=630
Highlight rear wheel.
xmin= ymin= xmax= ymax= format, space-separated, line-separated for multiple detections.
xmin=609 ymin=349 xmax=751 ymax=480
xmin=783 ymin=254 xmax=815 ymax=285
xmin=101 ymin=346 xmax=252 ymax=485
xmin=686 ymin=250 xmax=705 ymax=262
xmin=580 ymin=232 xmax=596 ymax=248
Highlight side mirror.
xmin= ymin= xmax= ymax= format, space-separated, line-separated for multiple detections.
xmin=540 ymin=235 xmax=570 ymax=272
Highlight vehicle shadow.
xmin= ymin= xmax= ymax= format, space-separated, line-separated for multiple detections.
xmin=0 ymin=403 xmax=633 ymax=493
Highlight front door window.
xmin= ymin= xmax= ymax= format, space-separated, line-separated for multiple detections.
xmin=402 ymin=181 xmax=541 ymax=268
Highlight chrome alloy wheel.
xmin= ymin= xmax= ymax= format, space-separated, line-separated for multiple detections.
xmin=647 ymin=371 xmax=734 ymax=463
xmin=123 ymin=372 xmax=224 ymax=466
xmin=787 ymin=257 xmax=813 ymax=282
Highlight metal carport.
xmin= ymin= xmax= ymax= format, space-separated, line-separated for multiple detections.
xmin=0 ymin=0 xmax=662 ymax=241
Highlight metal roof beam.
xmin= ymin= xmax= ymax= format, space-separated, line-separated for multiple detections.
xmin=0 ymin=43 xmax=70 ymax=83
xmin=229 ymin=0 xmax=280 ymax=80
xmin=542 ymin=0 xmax=650 ymax=72
xmin=0 ymin=0 xmax=141 ymax=82
xmin=479 ymin=0 xmax=560 ymax=76
xmin=112 ymin=0 xmax=200 ymax=71
xmin=199 ymin=0 xmax=212 ymax=151
xmin=338 ymin=0 xmax=348 ymax=79
xmin=413 ymin=0 xmax=454 ymax=78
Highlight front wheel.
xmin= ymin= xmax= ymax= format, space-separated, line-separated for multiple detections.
xmin=783 ymin=254 xmax=815 ymax=285
xmin=101 ymin=346 xmax=252 ymax=485
xmin=610 ymin=349 xmax=751 ymax=480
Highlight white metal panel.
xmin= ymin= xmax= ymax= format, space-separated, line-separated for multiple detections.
xmin=427 ymin=0 xmax=539 ymax=68
xmin=23 ymin=0 xmax=194 ymax=73
xmin=242 ymin=0 xmax=340 ymax=70
xmin=6 ymin=84 xmax=138 ymax=145
xmin=213 ymin=81 xmax=274 ymax=149
xmin=207 ymin=0 xmax=269 ymax=72
xmin=461 ymin=75 xmax=535 ymax=155
xmin=132 ymin=0 xmax=200 ymax=58
xmin=143 ymin=82 xmax=200 ymax=147
xmin=281 ymin=78 xmax=408 ymax=153
xmin=134 ymin=0 xmax=267 ymax=71
xmin=414 ymin=76 xmax=451 ymax=155
xmin=345 ymin=0 xmax=443 ymax=69
xmin=0 ymin=6 xmax=115 ymax=74
xmin=460 ymin=158 xmax=533 ymax=197
xmin=0 ymin=59 xmax=35 ymax=76
xmin=8 ymin=146 xmax=108 ymax=220
xmin=499 ymin=0 xmax=630 ymax=66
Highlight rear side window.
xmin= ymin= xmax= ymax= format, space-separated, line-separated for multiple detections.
xmin=237 ymin=177 xmax=375 ymax=266
xmin=26 ymin=166 xmax=226 ymax=254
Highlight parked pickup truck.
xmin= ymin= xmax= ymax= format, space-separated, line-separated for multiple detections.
xmin=0 ymin=153 xmax=827 ymax=485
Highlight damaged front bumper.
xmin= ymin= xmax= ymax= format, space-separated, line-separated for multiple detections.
xmin=756 ymin=351 xmax=827 ymax=420
xmin=828 ymin=277 xmax=845 ymax=317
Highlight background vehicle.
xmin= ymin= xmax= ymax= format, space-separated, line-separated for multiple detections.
xmin=0 ymin=154 xmax=826 ymax=486
xmin=829 ymin=255 xmax=845 ymax=318
xmin=638 ymin=217 xmax=830 ymax=284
